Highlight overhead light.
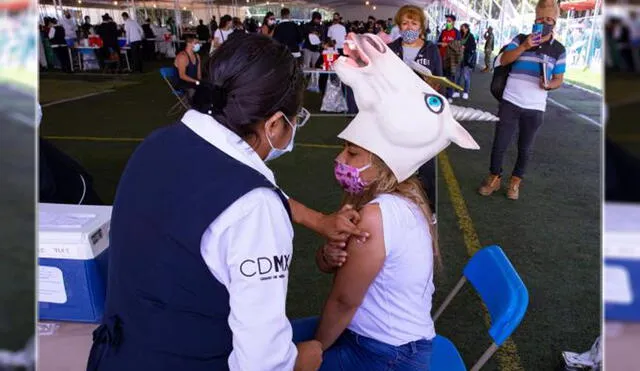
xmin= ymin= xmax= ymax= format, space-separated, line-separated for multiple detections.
xmin=365 ymin=1 xmax=369 ymax=4
xmin=153 ymin=3 xmax=156 ymax=7
xmin=113 ymin=1 xmax=117 ymax=4
xmin=77 ymin=0 xmax=81 ymax=3
xmin=280 ymin=3 xmax=284 ymax=6
xmin=183 ymin=6 xmax=186 ymax=9
xmin=266 ymin=1 xmax=269 ymax=4
xmin=372 ymin=5 xmax=376 ymax=9
xmin=246 ymin=0 xmax=249 ymax=2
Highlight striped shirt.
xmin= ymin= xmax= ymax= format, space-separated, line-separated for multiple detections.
xmin=499 ymin=35 xmax=566 ymax=112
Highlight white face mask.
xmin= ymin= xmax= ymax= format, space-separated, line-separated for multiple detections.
xmin=264 ymin=115 xmax=296 ymax=162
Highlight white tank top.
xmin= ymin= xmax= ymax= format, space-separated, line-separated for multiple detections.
xmin=347 ymin=193 xmax=435 ymax=346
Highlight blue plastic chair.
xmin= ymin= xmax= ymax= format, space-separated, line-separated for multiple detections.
xmin=430 ymin=245 xmax=529 ymax=371
xmin=160 ymin=67 xmax=190 ymax=115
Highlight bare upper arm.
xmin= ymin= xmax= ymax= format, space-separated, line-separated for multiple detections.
xmin=175 ymin=53 xmax=186 ymax=68
xmin=328 ymin=203 xmax=385 ymax=309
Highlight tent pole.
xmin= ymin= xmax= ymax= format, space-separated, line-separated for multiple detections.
xmin=585 ymin=0 xmax=601 ymax=68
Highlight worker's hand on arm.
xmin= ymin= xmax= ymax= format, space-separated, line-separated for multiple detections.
xmin=288 ymin=199 xmax=369 ymax=243
xmin=319 ymin=204 xmax=369 ymax=244
xmin=294 ymin=340 xmax=323 ymax=371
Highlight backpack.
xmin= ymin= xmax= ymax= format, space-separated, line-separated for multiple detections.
xmin=490 ymin=34 xmax=526 ymax=101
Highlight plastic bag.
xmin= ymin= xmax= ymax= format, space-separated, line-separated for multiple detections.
xmin=166 ymin=43 xmax=176 ymax=58
xmin=307 ymin=72 xmax=320 ymax=93
xmin=321 ymin=75 xmax=348 ymax=113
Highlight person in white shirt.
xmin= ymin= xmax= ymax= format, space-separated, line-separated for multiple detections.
xmin=212 ymin=14 xmax=233 ymax=51
xmin=60 ymin=11 xmax=77 ymax=43
xmin=121 ymin=12 xmax=144 ymax=72
xmin=88 ymin=33 xmax=366 ymax=371
xmin=286 ymin=31 xmax=480 ymax=369
xmin=327 ymin=13 xmax=347 ymax=54
xmin=310 ymin=143 xmax=439 ymax=370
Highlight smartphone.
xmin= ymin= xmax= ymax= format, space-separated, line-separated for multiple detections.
xmin=532 ymin=23 xmax=543 ymax=43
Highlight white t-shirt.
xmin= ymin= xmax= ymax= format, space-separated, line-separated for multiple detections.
xmin=327 ymin=23 xmax=347 ymax=49
xmin=348 ymin=193 xmax=436 ymax=346
xmin=214 ymin=28 xmax=233 ymax=45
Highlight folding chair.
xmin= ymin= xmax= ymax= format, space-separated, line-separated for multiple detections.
xmin=159 ymin=67 xmax=190 ymax=116
xmin=430 ymin=245 xmax=529 ymax=371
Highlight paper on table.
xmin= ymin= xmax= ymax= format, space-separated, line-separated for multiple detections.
xmin=39 ymin=211 xmax=96 ymax=229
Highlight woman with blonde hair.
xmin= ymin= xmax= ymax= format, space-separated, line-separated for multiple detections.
xmin=288 ymin=68 xmax=479 ymax=369
xmin=310 ymin=141 xmax=438 ymax=371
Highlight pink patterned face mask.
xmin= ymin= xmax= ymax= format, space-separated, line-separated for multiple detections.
xmin=334 ymin=161 xmax=372 ymax=194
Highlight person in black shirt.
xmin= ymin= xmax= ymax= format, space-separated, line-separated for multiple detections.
xmin=196 ymin=19 xmax=211 ymax=55
xmin=272 ymin=8 xmax=303 ymax=58
xmin=80 ymin=16 xmax=92 ymax=39
xmin=142 ymin=18 xmax=156 ymax=60
xmin=209 ymin=16 xmax=218 ymax=35
xmin=95 ymin=14 xmax=120 ymax=71
xmin=48 ymin=18 xmax=72 ymax=73
xmin=302 ymin=12 xmax=323 ymax=69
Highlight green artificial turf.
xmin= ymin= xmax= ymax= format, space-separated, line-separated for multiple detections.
xmin=39 ymin=64 xmax=602 ymax=370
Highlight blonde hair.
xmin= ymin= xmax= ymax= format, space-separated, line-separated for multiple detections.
xmin=341 ymin=154 xmax=441 ymax=268
xmin=394 ymin=5 xmax=427 ymax=38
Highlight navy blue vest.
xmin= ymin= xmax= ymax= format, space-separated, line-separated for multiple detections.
xmin=88 ymin=123 xmax=291 ymax=370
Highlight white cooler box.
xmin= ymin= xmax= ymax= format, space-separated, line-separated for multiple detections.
xmin=38 ymin=203 xmax=112 ymax=323
xmin=604 ymin=202 xmax=640 ymax=322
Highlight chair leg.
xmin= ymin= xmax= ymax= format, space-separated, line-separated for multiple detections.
xmin=167 ymin=101 xmax=183 ymax=116
xmin=433 ymin=277 xmax=467 ymax=322
xmin=470 ymin=343 xmax=499 ymax=371
xmin=178 ymin=96 xmax=190 ymax=110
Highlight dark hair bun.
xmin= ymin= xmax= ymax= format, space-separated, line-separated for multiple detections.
xmin=198 ymin=33 xmax=304 ymax=138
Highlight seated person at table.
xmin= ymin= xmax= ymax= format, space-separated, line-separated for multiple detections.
xmin=173 ymin=36 xmax=201 ymax=101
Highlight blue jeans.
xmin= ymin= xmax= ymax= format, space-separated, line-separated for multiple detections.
xmin=291 ymin=317 xmax=433 ymax=371
xmin=455 ymin=65 xmax=472 ymax=93
xmin=445 ymin=67 xmax=457 ymax=98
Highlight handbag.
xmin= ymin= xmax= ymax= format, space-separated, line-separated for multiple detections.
xmin=490 ymin=34 xmax=526 ymax=101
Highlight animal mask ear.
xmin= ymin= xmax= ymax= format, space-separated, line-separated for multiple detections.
xmin=450 ymin=120 xmax=480 ymax=149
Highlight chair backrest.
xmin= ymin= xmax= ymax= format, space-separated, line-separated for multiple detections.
xmin=463 ymin=245 xmax=529 ymax=346
xmin=159 ymin=66 xmax=177 ymax=80
xmin=159 ymin=67 xmax=181 ymax=93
